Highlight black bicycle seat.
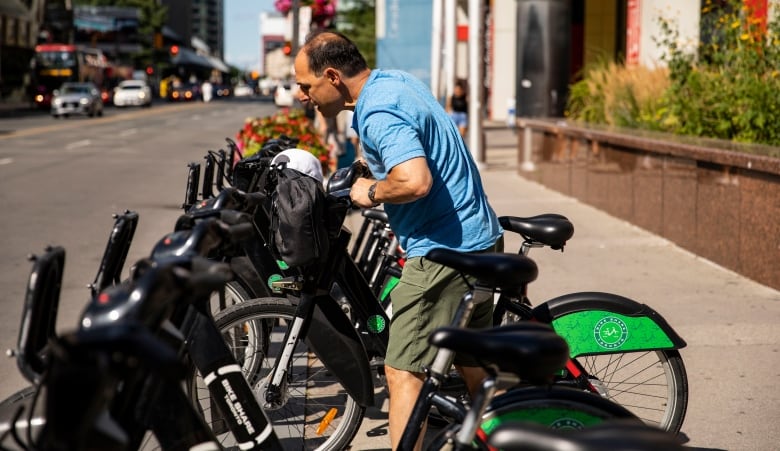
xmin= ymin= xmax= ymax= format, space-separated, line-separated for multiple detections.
xmin=488 ymin=419 xmax=684 ymax=451
xmin=362 ymin=208 xmax=388 ymax=222
xmin=428 ymin=323 xmax=568 ymax=383
xmin=499 ymin=214 xmax=574 ymax=250
xmin=425 ymin=248 xmax=538 ymax=290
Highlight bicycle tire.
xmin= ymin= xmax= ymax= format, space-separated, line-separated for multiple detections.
xmin=573 ymin=349 xmax=688 ymax=434
xmin=209 ymin=279 xmax=253 ymax=313
xmin=426 ymin=386 xmax=639 ymax=450
xmin=190 ymin=297 xmax=365 ymax=451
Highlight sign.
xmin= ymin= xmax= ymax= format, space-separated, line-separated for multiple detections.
xmin=626 ymin=0 xmax=641 ymax=66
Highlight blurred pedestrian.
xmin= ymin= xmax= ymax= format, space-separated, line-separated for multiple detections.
xmin=446 ymin=79 xmax=469 ymax=139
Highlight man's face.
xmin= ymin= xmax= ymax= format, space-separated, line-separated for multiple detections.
xmin=294 ymin=51 xmax=342 ymax=118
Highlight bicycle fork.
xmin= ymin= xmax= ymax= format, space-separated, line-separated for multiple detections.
xmin=184 ymin=307 xmax=284 ymax=451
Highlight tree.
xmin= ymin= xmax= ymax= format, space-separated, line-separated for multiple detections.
xmin=334 ymin=0 xmax=376 ymax=67
xmin=73 ymin=0 xmax=168 ymax=67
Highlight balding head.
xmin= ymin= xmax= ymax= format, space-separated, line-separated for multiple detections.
xmin=300 ymin=30 xmax=369 ymax=78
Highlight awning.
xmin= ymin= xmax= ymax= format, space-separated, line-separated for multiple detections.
xmin=172 ymin=46 xmax=215 ymax=69
xmin=172 ymin=46 xmax=230 ymax=73
xmin=0 ymin=0 xmax=31 ymax=19
xmin=207 ymin=55 xmax=230 ymax=73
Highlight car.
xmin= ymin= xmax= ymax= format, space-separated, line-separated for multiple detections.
xmin=113 ymin=79 xmax=152 ymax=107
xmin=233 ymin=83 xmax=254 ymax=98
xmin=169 ymin=83 xmax=200 ymax=102
xmin=51 ymin=82 xmax=104 ymax=118
xmin=214 ymin=84 xmax=231 ymax=98
xmin=274 ymin=83 xmax=296 ymax=107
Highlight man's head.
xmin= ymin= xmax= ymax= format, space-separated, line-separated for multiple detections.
xmin=294 ymin=31 xmax=369 ymax=118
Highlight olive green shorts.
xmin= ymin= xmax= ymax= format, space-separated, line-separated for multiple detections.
xmin=384 ymin=237 xmax=504 ymax=373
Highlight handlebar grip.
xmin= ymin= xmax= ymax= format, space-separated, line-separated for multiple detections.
xmin=218 ymin=209 xmax=251 ymax=226
xmin=226 ymin=222 xmax=254 ymax=242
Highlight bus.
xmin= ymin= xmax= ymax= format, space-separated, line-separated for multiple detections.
xmin=30 ymin=44 xmax=110 ymax=108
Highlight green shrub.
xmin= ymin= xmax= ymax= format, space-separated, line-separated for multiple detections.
xmin=567 ymin=0 xmax=780 ymax=147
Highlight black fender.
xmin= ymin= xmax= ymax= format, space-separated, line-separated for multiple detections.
xmin=531 ymin=292 xmax=686 ymax=356
xmin=304 ymin=295 xmax=375 ymax=407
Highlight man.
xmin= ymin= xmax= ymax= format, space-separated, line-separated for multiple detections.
xmin=294 ymin=30 xmax=503 ymax=450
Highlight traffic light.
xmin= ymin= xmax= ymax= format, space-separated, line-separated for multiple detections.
xmin=170 ymin=45 xmax=180 ymax=56
xmin=282 ymin=41 xmax=292 ymax=56
xmin=146 ymin=66 xmax=154 ymax=76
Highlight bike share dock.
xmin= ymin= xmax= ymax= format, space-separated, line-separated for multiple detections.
xmin=346 ymin=122 xmax=780 ymax=451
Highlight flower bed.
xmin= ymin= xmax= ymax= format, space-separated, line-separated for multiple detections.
xmin=235 ymin=108 xmax=330 ymax=173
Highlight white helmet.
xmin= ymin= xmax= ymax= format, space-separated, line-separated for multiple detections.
xmin=271 ymin=148 xmax=324 ymax=183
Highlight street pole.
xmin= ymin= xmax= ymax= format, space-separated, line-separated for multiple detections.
xmin=291 ymin=0 xmax=300 ymax=57
xmin=430 ymin=0 xmax=443 ymax=101
xmin=468 ymin=0 xmax=485 ymax=166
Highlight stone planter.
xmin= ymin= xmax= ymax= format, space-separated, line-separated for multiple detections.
xmin=517 ymin=118 xmax=780 ymax=291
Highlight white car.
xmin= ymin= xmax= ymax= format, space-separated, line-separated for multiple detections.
xmin=233 ymin=83 xmax=254 ymax=97
xmin=113 ymin=80 xmax=152 ymax=107
xmin=274 ymin=83 xmax=296 ymax=107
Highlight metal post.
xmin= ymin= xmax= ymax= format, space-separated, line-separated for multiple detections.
xmin=521 ymin=124 xmax=536 ymax=171
xmin=291 ymin=0 xmax=300 ymax=56
xmin=467 ymin=0 xmax=484 ymax=167
xmin=444 ymin=0 xmax=456 ymax=101
xmin=430 ymin=0 xmax=443 ymax=100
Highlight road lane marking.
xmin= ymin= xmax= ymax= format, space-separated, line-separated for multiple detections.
xmin=120 ymin=128 xmax=138 ymax=136
xmin=0 ymin=157 xmax=12 ymax=165
xmin=0 ymin=102 xmax=208 ymax=141
xmin=66 ymin=139 xmax=91 ymax=150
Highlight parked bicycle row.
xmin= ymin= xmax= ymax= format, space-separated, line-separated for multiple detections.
xmin=0 ymin=134 xmax=689 ymax=450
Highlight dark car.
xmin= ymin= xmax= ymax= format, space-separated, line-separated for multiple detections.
xmin=169 ymin=83 xmax=200 ymax=102
xmin=51 ymin=82 xmax=104 ymax=118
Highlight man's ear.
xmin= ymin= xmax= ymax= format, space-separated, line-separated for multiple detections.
xmin=324 ymin=67 xmax=340 ymax=84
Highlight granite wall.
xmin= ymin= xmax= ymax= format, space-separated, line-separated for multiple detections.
xmin=517 ymin=119 xmax=780 ymax=291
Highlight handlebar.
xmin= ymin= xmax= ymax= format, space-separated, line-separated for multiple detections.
xmin=327 ymin=160 xmax=373 ymax=199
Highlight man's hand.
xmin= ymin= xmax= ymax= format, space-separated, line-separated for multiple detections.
xmin=351 ymin=177 xmax=378 ymax=208
xmin=350 ymin=157 xmax=433 ymax=208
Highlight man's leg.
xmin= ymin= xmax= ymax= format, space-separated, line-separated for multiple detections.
xmin=386 ymin=365 xmax=426 ymax=450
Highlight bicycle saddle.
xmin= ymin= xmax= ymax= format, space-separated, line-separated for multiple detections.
xmin=425 ymin=248 xmax=538 ymax=290
xmin=428 ymin=323 xmax=568 ymax=384
xmin=499 ymin=214 xmax=574 ymax=250
xmin=488 ymin=419 xmax=684 ymax=451
xmin=362 ymin=208 xmax=388 ymax=222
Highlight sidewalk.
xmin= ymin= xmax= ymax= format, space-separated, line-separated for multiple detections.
xmin=346 ymin=122 xmax=780 ymax=450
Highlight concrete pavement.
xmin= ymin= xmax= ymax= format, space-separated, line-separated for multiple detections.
xmin=346 ymin=123 xmax=780 ymax=451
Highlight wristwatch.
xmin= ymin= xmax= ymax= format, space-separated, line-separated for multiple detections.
xmin=367 ymin=182 xmax=378 ymax=204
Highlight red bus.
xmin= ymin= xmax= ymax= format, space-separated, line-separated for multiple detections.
xmin=31 ymin=44 xmax=110 ymax=108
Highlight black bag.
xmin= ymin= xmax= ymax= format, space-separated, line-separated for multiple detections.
xmin=269 ymin=166 xmax=329 ymax=268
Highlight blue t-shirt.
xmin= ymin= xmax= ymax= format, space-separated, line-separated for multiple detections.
xmin=353 ymin=70 xmax=502 ymax=258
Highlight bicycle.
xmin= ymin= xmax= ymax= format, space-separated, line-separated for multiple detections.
xmin=0 ymin=212 xmax=287 ymax=450
xmin=345 ymin=209 xmax=688 ymax=433
xmin=394 ymin=247 xmax=640 ymax=450
xmin=180 ymin=150 xmax=686 ymax=445
xmin=0 ymin=242 xmax=283 ymax=450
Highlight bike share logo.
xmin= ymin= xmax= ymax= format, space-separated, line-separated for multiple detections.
xmin=594 ymin=316 xmax=628 ymax=349
xmin=550 ymin=418 xmax=585 ymax=430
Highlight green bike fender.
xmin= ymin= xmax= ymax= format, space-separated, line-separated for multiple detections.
xmin=531 ymin=292 xmax=687 ymax=357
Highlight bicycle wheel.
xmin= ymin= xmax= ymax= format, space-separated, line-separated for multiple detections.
xmin=189 ymin=297 xmax=365 ymax=451
xmin=427 ymin=386 xmax=638 ymax=450
xmin=573 ymin=350 xmax=688 ymax=433
xmin=209 ymin=279 xmax=253 ymax=314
